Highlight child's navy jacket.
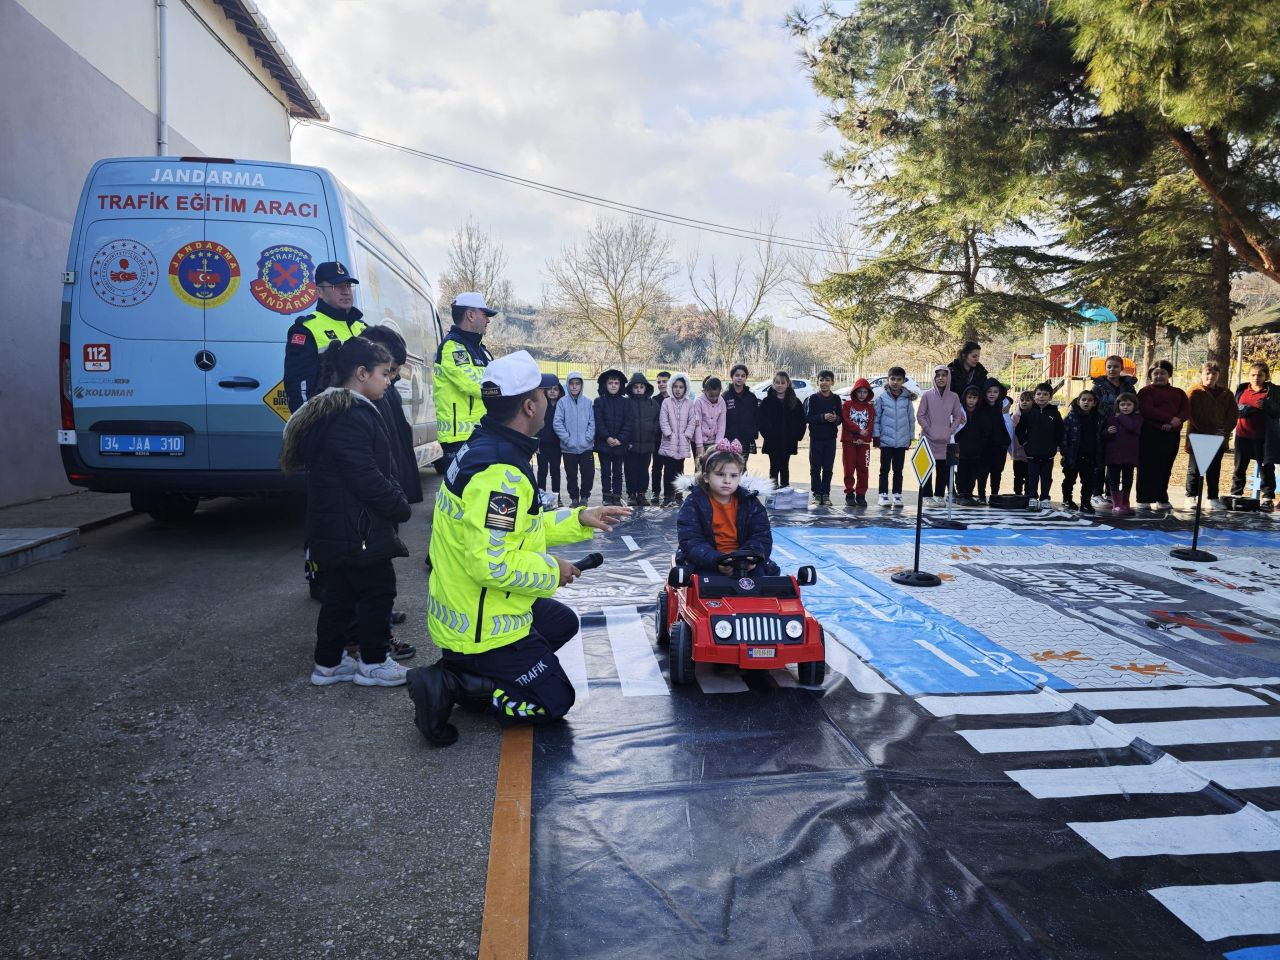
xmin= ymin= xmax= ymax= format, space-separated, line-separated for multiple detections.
xmin=674 ymin=478 xmax=773 ymax=572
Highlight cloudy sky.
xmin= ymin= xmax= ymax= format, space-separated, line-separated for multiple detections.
xmin=255 ymin=0 xmax=856 ymax=324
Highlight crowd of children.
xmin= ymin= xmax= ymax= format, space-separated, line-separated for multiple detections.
xmin=532 ymin=351 xmax=1280 ymax=515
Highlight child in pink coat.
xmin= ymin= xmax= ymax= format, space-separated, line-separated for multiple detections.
xmin=657 ymin=373 xmax=695 ymax=505
xmin=687 ymin=375 xmax=727 ymax=461
xmin=915 ymin=364 xmax=967 ymax=503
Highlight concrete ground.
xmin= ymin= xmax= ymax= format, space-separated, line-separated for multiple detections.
xmin=0 ymin=479 xmax=501 ymax=960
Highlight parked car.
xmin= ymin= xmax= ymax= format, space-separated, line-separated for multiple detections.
xmin=751 ymin=378 xmax=813 ymax=403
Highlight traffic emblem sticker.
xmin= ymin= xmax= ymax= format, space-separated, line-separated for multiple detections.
xmin=89 ymin=239 xmax=159 ymax=306
xmin=250 ymin=244 xmax=317 ymax=314
xmin=168 ymin=241 xmax=240 ymax=308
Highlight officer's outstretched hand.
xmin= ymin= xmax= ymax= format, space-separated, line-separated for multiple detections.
xmin=579 ymin=505 xmax=632 ymax=533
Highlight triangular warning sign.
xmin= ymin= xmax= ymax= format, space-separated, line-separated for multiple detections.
xmin=1187 ymin=433 xmax=1224 ymax=473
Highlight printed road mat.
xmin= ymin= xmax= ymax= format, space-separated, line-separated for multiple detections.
xmin=529 ymin=505 xmax=1280 ymax=959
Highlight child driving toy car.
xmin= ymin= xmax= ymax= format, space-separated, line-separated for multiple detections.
xmin=675 ymin=439 xmax=780 ymax=576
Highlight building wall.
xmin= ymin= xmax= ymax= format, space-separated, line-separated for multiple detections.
xmin=0 ymin=0 xmax=299 ymax=505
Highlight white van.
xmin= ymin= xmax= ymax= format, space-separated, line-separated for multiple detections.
xmin=58 ymin=157 xmax=443 ymax=520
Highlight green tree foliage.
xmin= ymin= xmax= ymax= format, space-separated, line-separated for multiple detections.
xmin=788 ymin=0 xmax=1082 ymax=344
xmin=1058 ymin=0 xmax=1280 ymax=283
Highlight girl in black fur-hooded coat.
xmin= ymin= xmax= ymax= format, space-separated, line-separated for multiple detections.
xmin=281 ymin=336 xmax=413 ymax=688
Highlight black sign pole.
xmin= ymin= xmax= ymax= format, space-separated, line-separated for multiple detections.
xmin=893 ymin=471 xmax=942 ymax=588
xmin=1170 ymin=481 xmax=1217 ymax=562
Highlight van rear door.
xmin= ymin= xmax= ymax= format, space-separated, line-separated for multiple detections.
xmin=202 ymin=163 xmax=334 ymax=470
xmin=73 ymin=160 xmax=210 ymax=471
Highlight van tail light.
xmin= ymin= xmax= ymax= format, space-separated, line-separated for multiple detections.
xmin=60 ymin=340 xmax=74 ymax=429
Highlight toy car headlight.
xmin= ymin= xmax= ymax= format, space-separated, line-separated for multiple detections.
xmin=785 ymin=619 xmax=804 ymax=639
xmin=713 ymin=620 xmax=734 ymax=639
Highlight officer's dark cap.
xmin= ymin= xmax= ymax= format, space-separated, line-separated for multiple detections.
xmin=315 ymin=261 xmax=359 ymax=285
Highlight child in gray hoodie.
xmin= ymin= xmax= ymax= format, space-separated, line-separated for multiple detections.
xmin=553 ymin=371 xmax=596 ymax=507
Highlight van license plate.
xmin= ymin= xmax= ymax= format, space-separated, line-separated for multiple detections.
xmin=747 ymin=647 xmax=775 ymax=659
xmin=99 ymin=435 xmax=185 ymax=456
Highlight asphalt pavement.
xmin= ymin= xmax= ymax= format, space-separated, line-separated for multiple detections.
xmin=0 ymin=477 xmax=501 ymax=960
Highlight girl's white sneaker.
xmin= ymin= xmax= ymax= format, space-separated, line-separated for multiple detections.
xmin=311 ymin=652 xmax=358 ymax=686
xmin=354 ymin=656 xmax=409 ymax=687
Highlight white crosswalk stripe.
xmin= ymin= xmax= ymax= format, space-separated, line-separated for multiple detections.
xmin=918 ymin=687 xmax=1264 ymax=717
xmin=1068 ymin=805 xmax=1280 ymax=859
xmin=602 ymin=605 xmax=669 ymax=697
xmin=1148 ymin=882 xmax=1280 ymax=941
xmin=1006 ymin=754 xmax=1280 ymax=799
xmin=959 ymin=715 xmax=1280 ymax=754
xmin=694 ymin=663 xmax=750 ymax=694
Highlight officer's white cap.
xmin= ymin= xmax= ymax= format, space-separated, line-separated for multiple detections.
xmin=453 ymin=291 xmax=498 ymax=316
xmin=481 ymin=351 xmax=559 ymax=399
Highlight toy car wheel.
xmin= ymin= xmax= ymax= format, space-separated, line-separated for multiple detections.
xmin=797 ymin=658 xmax=825 ymax=686
xmin=797 ymin=625 xmax=826 ymax=686
xmin=669 ymin=621 xmax=695 ymax=686
xmin=655 ymin=590 xmax=670 ymax=645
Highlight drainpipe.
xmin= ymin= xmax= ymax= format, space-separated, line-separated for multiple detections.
xmin=156 ymin=0 xmax=168 ymax=156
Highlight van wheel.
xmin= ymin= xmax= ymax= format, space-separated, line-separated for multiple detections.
xmin=670 ymin=622 xmax=694 ymax=686
xmin=131 ymin=492 xmax=199 ymax=522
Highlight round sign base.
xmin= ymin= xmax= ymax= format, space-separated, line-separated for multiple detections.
xmin=892 ymin=570 xmax=942 ymax=588
xmin=1169 ymin=547 xmax=1217 ymax=563
xmin=930 ymin=519 xmax=967 ymax=530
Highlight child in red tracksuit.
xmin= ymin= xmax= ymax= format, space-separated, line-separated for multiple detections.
xmin=841 ymin=379 xmax=876 ymax=506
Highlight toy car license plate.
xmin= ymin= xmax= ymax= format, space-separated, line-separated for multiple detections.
xmin=99 ymin=434 xmax=185 ymax=456
xmin=747 ymin=647 xmax=775 ymax=659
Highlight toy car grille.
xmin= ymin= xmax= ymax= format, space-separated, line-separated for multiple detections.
xmin=737 ymin=615 xmax=783 ymax=644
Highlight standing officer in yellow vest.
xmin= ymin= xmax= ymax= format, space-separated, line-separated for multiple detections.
xmin=284 ymin=261 xmax=368 ymax=413
xmin=434 ymin=291 xmax=497 ymax=467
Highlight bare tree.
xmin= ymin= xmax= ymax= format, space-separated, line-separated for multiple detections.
xmin=438 ymin=217 xmax=514 ymax=314
xmin=787 ymin=218 xmax=881 ymax=378
xmin=687 ymin=223 xmax=787 ymax=371
xmin=544 ymin=217 xmax=676 ymax=368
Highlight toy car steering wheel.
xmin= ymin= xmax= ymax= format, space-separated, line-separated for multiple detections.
xmin=712 ymin=549 xmax=768 ymax=575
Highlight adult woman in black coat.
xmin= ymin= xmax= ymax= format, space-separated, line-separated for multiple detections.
xmin=757 ymin=371 xmax=806 ymax=488
xmin=947 ymin=341 xmax=989 ymax=400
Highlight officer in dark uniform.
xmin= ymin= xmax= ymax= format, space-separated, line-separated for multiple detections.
xmin=284 ymin=261 xmax=368 ymax=413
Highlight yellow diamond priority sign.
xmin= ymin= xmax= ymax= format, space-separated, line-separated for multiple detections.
xmin=909 ymin=438 xmax=936 ymax=485
xmin=263 ymin=379 xmax=291 ymax=423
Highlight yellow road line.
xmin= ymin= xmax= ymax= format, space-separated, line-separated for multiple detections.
xmin=479 ymin=726 xmax=533 ymax=960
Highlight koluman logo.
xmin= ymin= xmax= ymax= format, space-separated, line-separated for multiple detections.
xmin=73 ymin=386 xmax=134 ymax=398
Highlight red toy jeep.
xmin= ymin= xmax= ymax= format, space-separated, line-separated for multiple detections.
xmin=656 ymin=549 xmax=826 ymax=686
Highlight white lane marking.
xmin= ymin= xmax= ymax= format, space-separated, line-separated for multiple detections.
xmin=1184 ymin=757 xmax=1280 ymax=790
xmin=917 ymin=687 xmax=1265 ymax=717
xmin=960 ymin=715 xmax=1280 ymax=754
xmin=822 ymin=626 xmax=897 ymax=695
xmin=622 ymin=535 xmax=639 ymax=552
xmin=910 ymin=637 xmax=979 ymax=677
xmin=959 ymin=718 xmax=1132 ymax=754
xmin=1068 ymin=805 xmax=1280 ymax=859
xmin=603 ymin=605 xmax=669 ymax=697
xmin=637 ymin=558 xmax=662 ymax=583
xmin=558 ymin=631 xmax=589 ymax=702
xmin=772 ymin=543 xmax=798 ymax=561
xmin=694 ymin=663 xmax=750 ymax=694
xmin=1123 ymin=716 xmax=1280 ymax=746
xmin=1005 ymin=755 xmax=1205 ymax=799
xmin=1149 ymin=882 xmax=1280 ymax=941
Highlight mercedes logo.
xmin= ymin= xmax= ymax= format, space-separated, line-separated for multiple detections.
xmin=194 ymin=350 xmax=217 ymax=371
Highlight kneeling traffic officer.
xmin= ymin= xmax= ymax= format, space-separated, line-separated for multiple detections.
xmin=407 ymin=351 xmax=630 ymax=745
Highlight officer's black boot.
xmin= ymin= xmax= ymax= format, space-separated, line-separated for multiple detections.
xmin=406 ymin=664 xmax=459 ymax=747
xmin=446 ymin=665 xmax=497 ymax=714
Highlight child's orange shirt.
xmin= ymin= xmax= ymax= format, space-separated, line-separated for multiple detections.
xmin=709 ymin=495 xmax=738 ymax=554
